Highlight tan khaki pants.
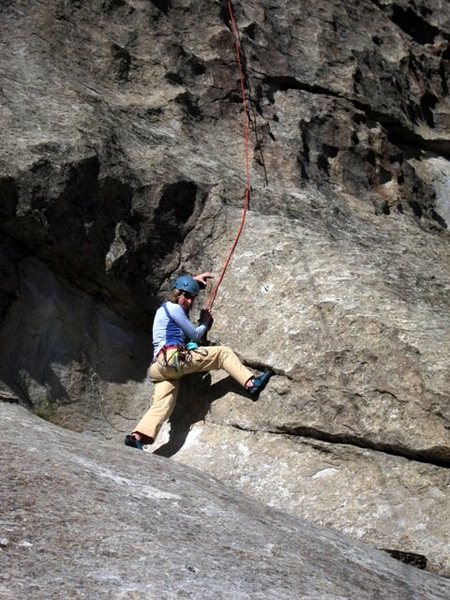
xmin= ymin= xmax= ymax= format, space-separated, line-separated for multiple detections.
xmin=134 ymin=345 xmax=254 ymax=442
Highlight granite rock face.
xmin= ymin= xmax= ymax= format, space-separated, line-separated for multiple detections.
xmin=1 ymin=0 xmax=450 ymax=578
xmin=154 ymin=420 xmax=450 ymax=575
xmin=2 ymin=402 xmax=450 ymax=600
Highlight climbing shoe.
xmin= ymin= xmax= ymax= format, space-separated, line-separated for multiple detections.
xmin=124 ymin=434 xmax=144 ymax=450
xmin=248 ymin=370 xmax=274 ymax=399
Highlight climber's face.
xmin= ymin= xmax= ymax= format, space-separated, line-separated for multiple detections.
xmin=178 ymin=290 xmax=195 ymax=312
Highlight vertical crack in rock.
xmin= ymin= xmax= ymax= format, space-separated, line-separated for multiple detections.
xmin=152 ymin=180 xmax=203 ymax=267
xmin=150 ymin=0 xmax=172 ymax=15
xmin=370 ymin=0 xmax=443 ymax=46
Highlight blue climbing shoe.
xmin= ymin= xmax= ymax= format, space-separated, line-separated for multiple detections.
xmin=124 ymin=434 xmax=144 ymax=450
xmin=248 ymin=370 xmax=274 ymax=399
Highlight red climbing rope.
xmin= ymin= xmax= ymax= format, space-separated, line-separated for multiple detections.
xmin=204 ymin=0 xmax=251 ymax=310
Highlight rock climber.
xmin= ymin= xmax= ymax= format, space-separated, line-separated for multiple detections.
xmin=125 ymin=272 xmax=273 ymax=450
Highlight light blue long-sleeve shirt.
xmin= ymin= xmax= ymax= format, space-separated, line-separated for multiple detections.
xmin=152 ymin=302 xmax=207 ymax=358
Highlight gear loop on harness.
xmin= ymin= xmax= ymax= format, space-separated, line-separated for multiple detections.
xmin=158 ymin=344 xmax=193 ymax=371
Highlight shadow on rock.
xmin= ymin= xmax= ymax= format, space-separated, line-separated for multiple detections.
xmin=153 ymin=373 xmax=244 ymax=458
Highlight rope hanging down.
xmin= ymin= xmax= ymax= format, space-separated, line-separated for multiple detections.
xmin=204 ymin=0 xmax=251 ymax=311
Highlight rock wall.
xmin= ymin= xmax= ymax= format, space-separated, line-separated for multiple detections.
xmin=2 ymin=403 xmax=450 ymax=600
xmin=1 ymin=0 xmax=449 ymax=577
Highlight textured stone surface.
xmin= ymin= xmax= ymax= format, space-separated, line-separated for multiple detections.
xmin=207 ymin=210 xmax=450 ymax=463
xmin=1 ymin=0 xmax=450 ymax=578
xmin=2 ymin=402 xmax=450 ymax=600
xmin=0 ymin=257 xmax=151 ymax=432
xmin=154 ymin=421 xmax=450 ymax=575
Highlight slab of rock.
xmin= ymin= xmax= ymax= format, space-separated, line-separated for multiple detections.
xmin=154 ymin=420 xmax=450 ymax=575
xmin=207 ymin=210 xmax=450 ymax=464
xmin=2 ymin=402 xmax=450 ymax=600
xmin=1 ymin=0 xmax=450 ymax=583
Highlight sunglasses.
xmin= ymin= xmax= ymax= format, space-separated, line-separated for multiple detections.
xmin=182 ymin=292 xmax=196 ymax=300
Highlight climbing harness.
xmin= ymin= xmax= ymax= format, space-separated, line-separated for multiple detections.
xmin=157 ymin=343 xmax=208 ymax=371
xmin=204 ymin=0 xmax=252 ymax=311
xmin=157 ymin=344 xmax=193 ymax=371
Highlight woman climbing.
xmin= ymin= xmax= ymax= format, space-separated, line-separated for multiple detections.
xmin=125 ymin=272 xmax=273 ymax=450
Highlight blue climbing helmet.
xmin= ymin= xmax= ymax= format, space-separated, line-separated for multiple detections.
xmin=171 ymin=274 xmax=200 ymax=296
